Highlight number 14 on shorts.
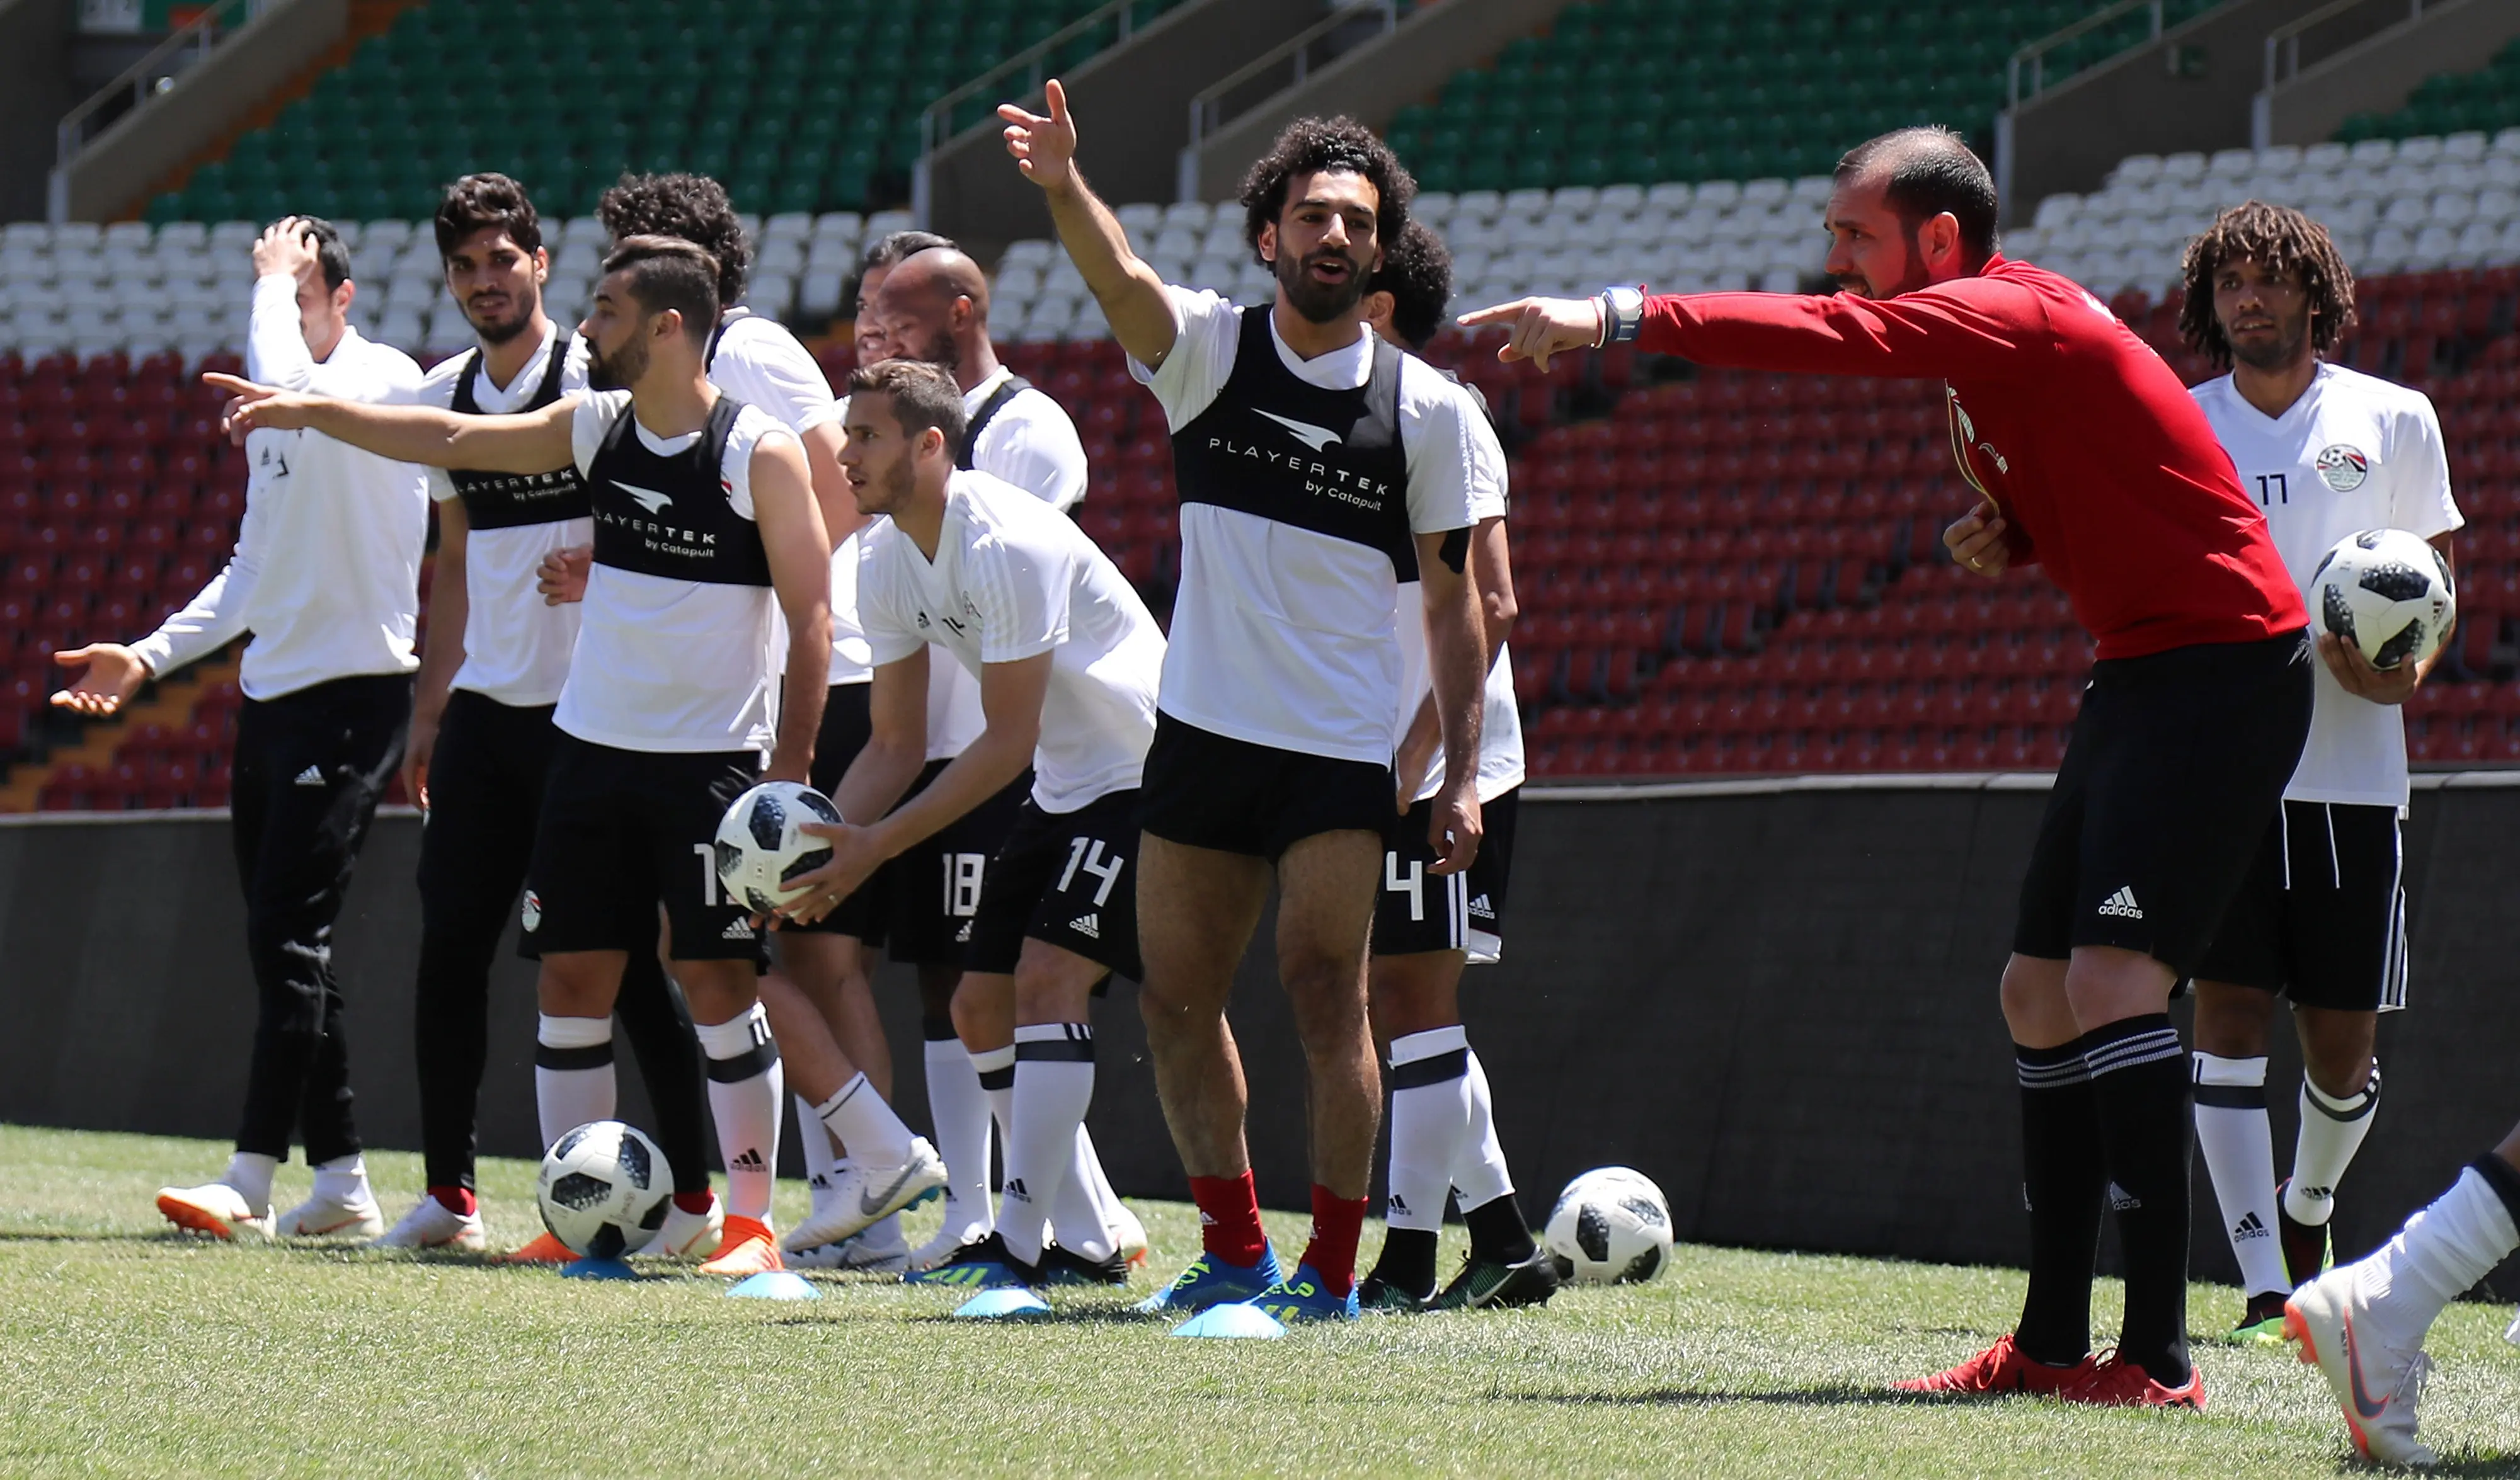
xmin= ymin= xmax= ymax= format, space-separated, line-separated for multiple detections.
xmin=1059 ymin=836 xmax=1125 ymax=906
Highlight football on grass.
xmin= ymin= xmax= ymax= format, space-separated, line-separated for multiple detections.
xmin=536 ymin=1120 xmax=670 ymax=1258
xmin=1545 ymin=1166 xmax=1674 ymax=1285
xmin=2312 ymin=528 xmax=2455 ymax=671
xmin=713 ymin=780 xmax=843 ymax=914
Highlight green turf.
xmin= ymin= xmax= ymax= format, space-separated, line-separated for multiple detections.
xmin=7 ymin=1124 xmax=2520 ymax=1477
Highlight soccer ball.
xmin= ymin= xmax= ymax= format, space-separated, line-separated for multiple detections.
xmin=1544 ymin=1166 xmax=1675 ymax=1285
xmin=534 ymin=1120 xmax=671 ymax=1258
xmin=2311 ymin=528 xmax=2455 ymax=671
xmin=713 ymin=780 xmax=843 ymax=914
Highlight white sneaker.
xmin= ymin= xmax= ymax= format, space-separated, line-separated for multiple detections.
xmin=637 ymin=1194 xmax=724 ymax=1259
xmin=2287 ymin=1268 xmax=2438 ymax=1468
xmin=1109 ymin=1200 xmax=1149 ymax=1267
xmin=156 ymin=1181 xmax=272 ymax=1241
xmin=782 ymin=1138 xmax=948 ymax=1252
xmin=790 ymin=1218 xmax=912 ymax=1273
xmin=371 ymin=1197 xmax=486 ymax=1251
xmin=276 ymin=1188 xmax=385 ymax=1239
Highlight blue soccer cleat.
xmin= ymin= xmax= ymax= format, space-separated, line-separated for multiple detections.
xmin=904 ymin=1232 xmax=1039 ymax=1292
xmin=1133 ymin=1244 xmax=1283 ymax=1314
xmin=1242 ymin=1263 xmax=1361 ymax=1324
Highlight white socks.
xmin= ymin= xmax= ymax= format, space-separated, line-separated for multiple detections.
xmin=1453 ymin=1047 xmax=1516 ymax=1211
xmin=2357 ymin=1164 xmax=2520 ymax=1343
xmin=2193 ymin=1052 xmax=2289 ymax=1297
xmin=534 ymin=1013 xmax=617 ymax=1150
xmin=311 ymin=1153 xmax=370 ymax=1205
xmin=814 ymin=1073 xmax=915 ymax=1168
xmin=222 ymin=1151 xmax=278 ymax=1210
xmin=1387 ymin=1027 xmax=1472 ymax=1234
xmin=2287 ymin=1062 xmax=2381 ymax=1227
xmin=796 ymin=1095 xmax=839 ymax=1198
xmin=1000 ymin=1023 xmax=1095 ymax=1266
xmin=1051 ymin=1126 xmax=1122 ymax=1262
xmin=694 ymin=1004 xmax=783 ymax=1224
xmin=925 ymin=1037 xmax=995 ymax=1239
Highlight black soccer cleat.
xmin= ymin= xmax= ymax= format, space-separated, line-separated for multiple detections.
xmin=1040 ymin=1242 xmax=1130 ymax=1287
xmin=1354 ymin=1273 xmax=1432 ymax=1314
xmin=2276 ymin=1178 xmax=2333 ymax=1289
xmin=1429 ymin=1246 xmax=1562 ymax=1311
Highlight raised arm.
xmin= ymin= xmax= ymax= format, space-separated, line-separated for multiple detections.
xmin=209 ymin=372 xmax=576 ymax=473
xmin=750 ymin=434 xmax=833 ymax=783
xmin=999 ymin=78 xmax=1178 ymax=368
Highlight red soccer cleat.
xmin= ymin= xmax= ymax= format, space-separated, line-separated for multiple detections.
xmin=1894 ymin=1333 xmax=2098 ymax=1396
xmin=2058 ymin=1348 xmax=2207 ymax=1409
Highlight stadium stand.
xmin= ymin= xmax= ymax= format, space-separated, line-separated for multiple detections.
xmin=2340 ymin=33 xmax=2520 ymax=144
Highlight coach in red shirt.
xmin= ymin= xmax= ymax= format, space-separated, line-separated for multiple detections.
xmin=1469 ymin=127 xmax=2311 ymax=1409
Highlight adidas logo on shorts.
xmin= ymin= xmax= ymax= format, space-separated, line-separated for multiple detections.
xmin=954 ymin=921 xmax=972 ymax=943
xmin=2233 ymin=1211 xmax=2269 ymax=1241
xmin=2107 ymin=1181 xmax=2141 ymax=1212
xmin=1468 ymin=893 xmax=1494 ymax=920
xmin=1069 ymin=913 xmax=1100 ymax=940
xmin=294 ymin=765 xmax=325 ymax=787
xmin=2095 ymin=886 xmax=2144 ymax=920
xmin=722 ymin=918 xmax=756 ymax=941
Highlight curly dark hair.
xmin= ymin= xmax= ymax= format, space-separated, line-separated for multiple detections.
xmin=1370 ymin=219 xmax=1453 ymax=351
xmin=2179 ymin=200 xmax=2357 ymax=365
xmin=597 ymin=172 xmax=751 ymax=309
xmin=434 ymin=172 xmax=542 ymax=260
xmin=1238 ymin=115 xmax=1414 ymax=267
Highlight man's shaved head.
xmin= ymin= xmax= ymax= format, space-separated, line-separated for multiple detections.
xmin=881 ymin=247 xmax=992 ymax=326
xmin=1835 ymin=126 xmax=1998 ymax=268
xmin=869 ymin=246 xmax=995 ymax=384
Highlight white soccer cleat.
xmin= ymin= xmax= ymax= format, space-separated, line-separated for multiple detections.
xmin=275 ymin=1188 xmax=385 ymax=1240
xmin=791 ymin=1217 xmax=912 ymax=1273
xmin=637 ymin=1193 xmax=724 ymax=1259
xmin=782 ymin=1139 xmax=949 ymax=1253
xmin=155 ymin=1181 xmax=273 ymax=1241
xmin=1110 ymin=1200 xmax=1149 ymax=1267
xmin=370 ymin=1198 xmax=486 ymax=1251
xmin=2286 ymin=1268 xmax=2438 ymax=1469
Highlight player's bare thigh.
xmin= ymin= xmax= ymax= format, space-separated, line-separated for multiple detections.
xmin=1274 ymin=829 xmax=1380 ymax=1009
xmin=1135 ymin=833 xmax=1269 ymax=1016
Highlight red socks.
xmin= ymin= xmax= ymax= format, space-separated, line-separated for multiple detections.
xmin=1188 ymin=1171 xmax=1269 ymax=1267
xmin=672 ymin=1191 xmax=714 ymax=1215
xmin=1301 ymin=1185 xmax=1369 ymax=1297
xmin=427 ymin=1185 xmax=476 ymax=1216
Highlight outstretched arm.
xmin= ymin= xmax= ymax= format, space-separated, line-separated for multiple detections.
xmin=999 ymin=78 xmax=1178 ymax=368
xmin=207 ymin=372 xmax=576 ymax=473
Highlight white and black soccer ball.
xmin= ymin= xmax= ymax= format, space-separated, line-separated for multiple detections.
xmin=2312 ymin=528 xmax=2456 ymax=672
xmin=1544 ymin=1166 xmax=1675 ymax=1285
xmin=713 ymin=780 xmax=843 ymax=914
xmin=535 ymin=1120 xmax=671 ymax=1258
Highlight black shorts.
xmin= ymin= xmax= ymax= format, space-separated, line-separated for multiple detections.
xmin=1137 ymin=713 xmax=1394 ymax=861
xmin=787 ymin=681 xmax=879 ymax=939
xmin=965 ymin=788 xmax=1142 ymax=985
xmin=2014 ymin=629 xmax=2314 ymax=979
xmin=1373 ymin=786 xmax=1518 ymax=963
xmin=2191 ymin=799 xmax=2408 ymax=1012
xmin=882 ymin=759 xmax=1034 ymax=968
xmin=520 ymin=733 xmax=765 ymax=964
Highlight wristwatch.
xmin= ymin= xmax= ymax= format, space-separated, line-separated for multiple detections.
xmin=1594 ymin=284 xmax=1645 ymax=346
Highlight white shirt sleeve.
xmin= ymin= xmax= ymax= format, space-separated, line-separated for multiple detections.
xmin=129 ymin=494 xmax=268 ymax=676
xmin=415 ymin=355 xmax=464 ymax=503
xmin=246 ymin=275 xmax=315 ymax=391
xmin=971 ymin=533 xmax=1070 ymax=664
xmin=571 ymin=390 xmax=634 ymax=477
xmin=711 ymin=319 xmax=837 ymax=432
xmin=1459 ymin=382 xmax=1509 ymax=515
xmin=723 ymin=407 xmax=801 ymax=520
xmin=973 ymin=390 xmax=1089 ymax=510
xmin=1397 ymin=360 xmax=1501 ymax=536
xmin=2392 ymin=395 xmax=2461 ymax=542
xmin=857 ymin=536 xmax=925 ymax=666
xmin=1126 ymin=287 xmax=1242 ymax=431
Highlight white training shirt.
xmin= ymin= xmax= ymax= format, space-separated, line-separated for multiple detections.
xmin=964 ymin=363 xmax=1089 ymax=512
xmin=1131 ymin=288 xmax=1502 ymax=766
xmin=1393 ymin=379 xmax=1523 ymax=803
xmin=554 ymin=390 xmax=798 ymax=754
xmin=132 ymin=274 xmax=428 ymax=699
xmin=710 ymin=308 xmax=873 ymax=688
xmin=2192 ymin=362 xmax=2461 ymax=809
xmin=859 ymin=469 xmax=1163 ymax=812
xmin=415 ymin=324 xmax=590 ymax=707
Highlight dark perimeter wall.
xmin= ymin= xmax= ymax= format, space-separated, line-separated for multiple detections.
xmin=6 ymin=778 xmax=2519 ymax=1292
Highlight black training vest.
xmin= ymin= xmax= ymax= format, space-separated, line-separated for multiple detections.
xmin=955 ymin=373 xmax=1033 ymax=470
xmin=447 ymin=333 xmax=592 ymax=528
xmin=1169 ymin=308 xmax=1416 ymax=578
xmin=584 ymin=395 xmax=773 ymax=586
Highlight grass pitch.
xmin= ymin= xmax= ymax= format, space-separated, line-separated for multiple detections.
xmin=8 ymin=1125 xmax=2520 ymax=1477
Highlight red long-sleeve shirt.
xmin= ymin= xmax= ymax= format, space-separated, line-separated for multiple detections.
xmin=1639 ymin=255 xmax=2306 ymax=660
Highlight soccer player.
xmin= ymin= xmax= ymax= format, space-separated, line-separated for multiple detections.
xmin=381 ymin=174 xmax=722 ymax=1258
xmin=2288 ymin=1122 xmax=2520 ymax=1467
xmin=1349 ymin=222 xmax=1554 ymax=1313
xmin=2177 ymin=202 xmax=2460 ymax=1343
xmin=54 ymin=217 xmax=424 ymax=1241
xmin=861 ymin=239 xmax=1145 ymax=1272
xmin=773 ymin=359 xmax=1164 ymax=1292
xmin=1002 ymin=84 xmax=1497 ymax=1323
xmin=212 ymin=235 xmax=835 ymax=1277
xmin=1465 ymin=128 xmax=2312 ymax=1404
